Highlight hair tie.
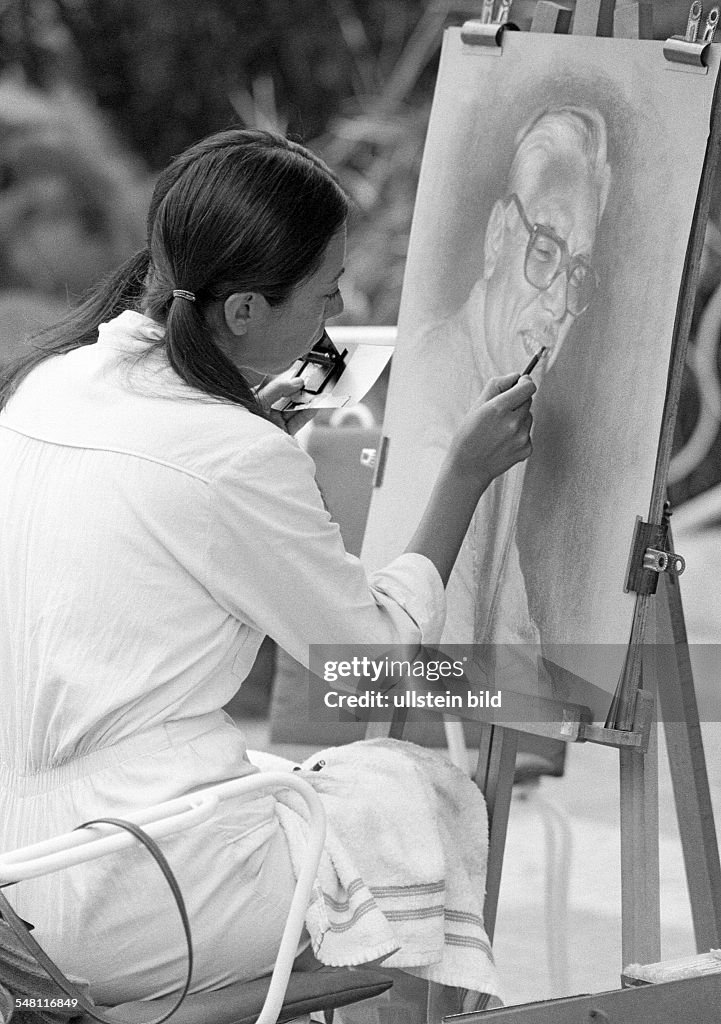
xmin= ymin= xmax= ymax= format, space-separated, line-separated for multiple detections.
xmin=172 ymin=289 xmax=196 ymax=302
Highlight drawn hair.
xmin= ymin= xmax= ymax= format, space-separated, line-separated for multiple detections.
xmin=508 ymin=105 xmax=612 ymax=223
xmin=0 ymin=129 xmax=349 ymax=414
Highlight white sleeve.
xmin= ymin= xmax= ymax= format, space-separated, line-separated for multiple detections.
xmin=203 ymin=430 xmax=446 ymax=667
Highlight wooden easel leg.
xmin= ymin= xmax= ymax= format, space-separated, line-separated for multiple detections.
xmin=619 ymin=710 xmax=661 ymax=966
xmin=474 ymin=724 xmax=519 ymax=941
xmin=426 ymin=726 xmax=517 ymax=1022
xmin=655 ymin=570 xmax=721 ymax=949
xmin=612 ymin=1 xmax=653 ymax=39
xmin=530 ymin=1 xmax=573 ymax=33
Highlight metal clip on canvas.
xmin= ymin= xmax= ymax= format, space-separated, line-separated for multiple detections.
xmin=664 ymin=1 xmax=719 ymax=72
xmin=461 ymin=11 xmax=519 ymax=52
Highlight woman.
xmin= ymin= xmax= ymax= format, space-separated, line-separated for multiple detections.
xmin=0 ymin=129 xmax=534 ymax=1003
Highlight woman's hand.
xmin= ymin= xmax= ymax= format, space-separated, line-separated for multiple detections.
xmin=405 ymin=372 xmax=536 ymax=586
xmin=255 ymin=374 xmax=316 ymax=434
xmin=255 ymin=374 xmax=304 ymax=413
xmin=448 ymin=373 xmax=536 ymax=487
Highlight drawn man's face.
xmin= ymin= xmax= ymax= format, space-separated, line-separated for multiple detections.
xmin=482 ymin=151 xmax=601 ymax=377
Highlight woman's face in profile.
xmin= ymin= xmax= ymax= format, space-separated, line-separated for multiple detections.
xmin=227 ymin=227 xmax=347 ymax=376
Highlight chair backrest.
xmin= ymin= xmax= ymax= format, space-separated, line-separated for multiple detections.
xmin=0 ymin=774 xmax=329 ymax=1024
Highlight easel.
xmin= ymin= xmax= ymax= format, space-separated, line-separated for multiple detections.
xmin=367 ymin=0 xmax=721 ymax=1014
xmin=455 ymin=970 xmax=721 ymax=1022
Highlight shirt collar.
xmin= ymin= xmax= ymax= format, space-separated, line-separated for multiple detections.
xmin=97 ymin=310 xmax=165 ymax=351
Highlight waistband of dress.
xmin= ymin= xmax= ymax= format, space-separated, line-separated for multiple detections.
xmin=1 ymin=710 xmax=235 ymax=794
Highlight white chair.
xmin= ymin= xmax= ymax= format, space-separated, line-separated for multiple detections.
xmin=0 ymin=773 xmax=392 ymax=1024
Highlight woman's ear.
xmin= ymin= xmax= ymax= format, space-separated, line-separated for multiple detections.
xmin=483 ymin=200 xmax=506 ymax=281
xmin=223 ymin=292 xmax=270 ymax=337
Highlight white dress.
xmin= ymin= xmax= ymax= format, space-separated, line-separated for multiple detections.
xmin=0 ymin=311 xmax=445 ymax=1003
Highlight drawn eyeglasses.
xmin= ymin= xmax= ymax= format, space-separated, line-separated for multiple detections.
xmin=507 ymin=193 xmax=599 ymax=318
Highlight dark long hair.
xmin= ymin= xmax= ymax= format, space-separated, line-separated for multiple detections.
xmin=0 ymin=129 xmax=349 ymax=413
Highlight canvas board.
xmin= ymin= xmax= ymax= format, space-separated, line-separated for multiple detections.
xmin=361 ymin=30 xmax=721 ymax=718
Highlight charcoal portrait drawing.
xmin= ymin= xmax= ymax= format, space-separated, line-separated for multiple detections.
xmin=412 ymin=104 xmax=611 ymax=661
xmin=362 ymin=32 xmax=719 ymax=710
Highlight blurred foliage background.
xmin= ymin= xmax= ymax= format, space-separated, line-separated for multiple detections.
xmin=0 ymin=0 xmax=474 ymax=326
xmin=0 ymin=0 xmax=719 ymax=502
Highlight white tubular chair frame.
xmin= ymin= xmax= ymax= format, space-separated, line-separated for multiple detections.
xmin=0 ymin=772 xmax=326 ymax=1024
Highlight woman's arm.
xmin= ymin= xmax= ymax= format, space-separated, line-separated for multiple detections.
xmin=405 ymin=373 xmax=535 ymax=585
xmin=205 ymin=373 xmax=534 ymax=664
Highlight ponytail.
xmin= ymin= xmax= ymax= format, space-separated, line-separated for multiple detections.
xmin=163 ymin=297 xmax=263 ymax=414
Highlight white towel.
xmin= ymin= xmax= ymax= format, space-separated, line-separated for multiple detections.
xmin=257 ymin=739 xmax=499 ymax=996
